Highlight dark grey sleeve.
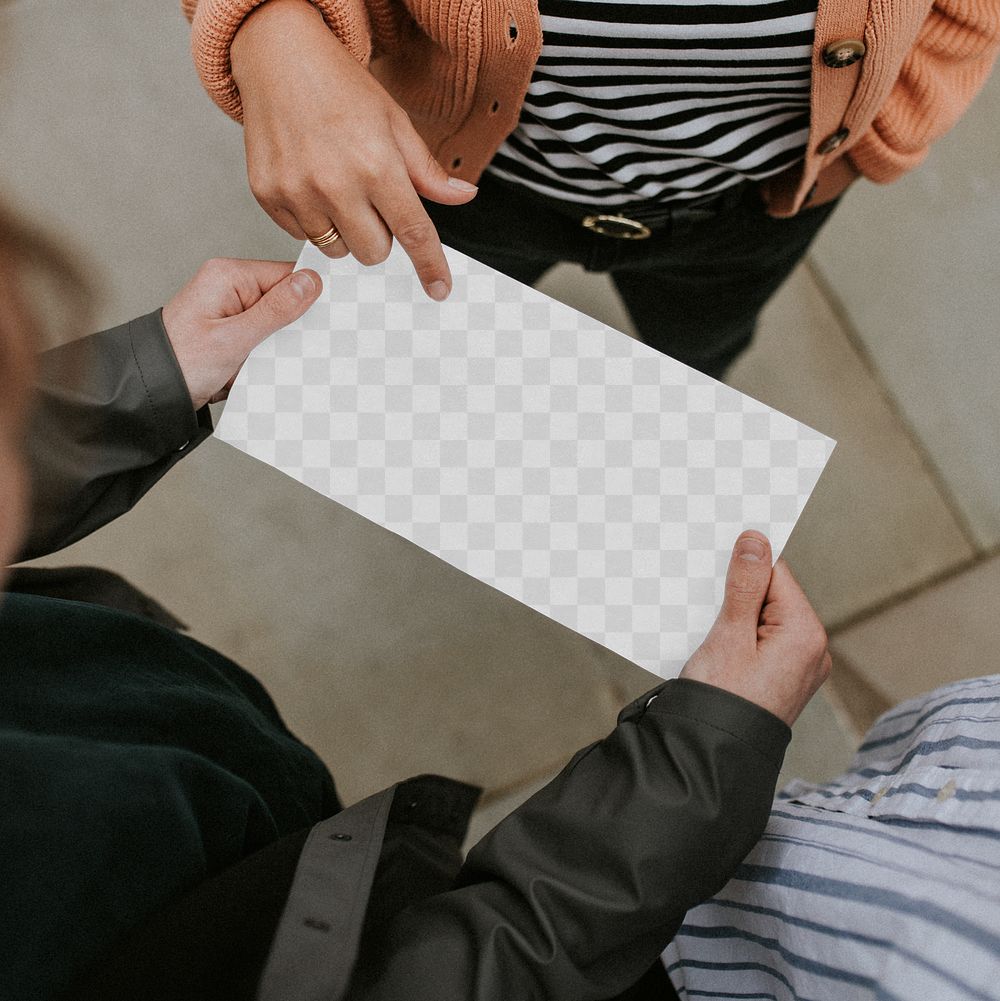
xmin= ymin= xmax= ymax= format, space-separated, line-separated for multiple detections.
xmin=351 ymin=678 xmax=791 ymax=1001
xmin=17 ymin=310 xmax=213 ymax=562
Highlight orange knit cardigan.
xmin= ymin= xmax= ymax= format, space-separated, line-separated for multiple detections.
xmin=182 ymin=0 xmax=1000 ymax=216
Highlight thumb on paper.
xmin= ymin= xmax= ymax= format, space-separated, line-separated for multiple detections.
xmin=232 ymin=269 xmax=322 ymax=349
xmin=717 ymin=531 xmax=773 ymax=630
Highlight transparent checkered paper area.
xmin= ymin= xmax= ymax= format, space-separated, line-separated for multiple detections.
xmin=216 ymin=242 xmax=835 ymax=678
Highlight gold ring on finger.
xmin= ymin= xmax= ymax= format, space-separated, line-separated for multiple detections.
xmin=308 ymin=225 xmax=341 ymax=249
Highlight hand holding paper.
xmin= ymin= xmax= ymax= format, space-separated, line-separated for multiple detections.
xmin=681 ymin=532 xmax=831 ymax=726
xmin=215 ymin=241 xmax=835 ymax=677
xmin=162 ymin=258 xmax=321 ymax=410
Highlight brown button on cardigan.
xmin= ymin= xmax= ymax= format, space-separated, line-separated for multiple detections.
xmin=182 ymin=0 xmax=1000 ymax=217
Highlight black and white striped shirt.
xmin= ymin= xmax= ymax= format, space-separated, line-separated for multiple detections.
xmin=488 ymin=0 xmax=817 ymax=205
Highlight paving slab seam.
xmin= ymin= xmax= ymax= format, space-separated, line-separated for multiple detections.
xmin=824 ymin=543 xmax=1000 ymax=638
xmin=821 ymin=654 xmax=894 ymax=743
xmin=803 ymin=257 xmax=984 ymax=555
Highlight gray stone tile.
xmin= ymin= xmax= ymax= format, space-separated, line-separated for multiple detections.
xmin=778 ymin=689 xmax=855 ymax=788
xmin=810 ymin=73 xmax=1000 ymax=549
xmin=831 ymin=555 xmax=1000 ymax=706
xmin=0 ymin=0 xmax=297 ymax=334
xmin=24 ymin=438 xmax=625 ymax=805
xmin=728 ymin=266 xmax=975 ymax=626
xmin=537 ymin=266 xmax=636 ymax=338
xmin=822 ymin=655 xmax=893 ymax=744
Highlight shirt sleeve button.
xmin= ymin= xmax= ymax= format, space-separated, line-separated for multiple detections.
xmin=817 ymin=128 xmax=850 ymax=154
xmin=822 ymin=39 xmax=866 ymax=68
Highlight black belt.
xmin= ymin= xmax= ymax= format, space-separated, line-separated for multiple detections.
xmin=522 ymin=179 xmax=753 ymax=240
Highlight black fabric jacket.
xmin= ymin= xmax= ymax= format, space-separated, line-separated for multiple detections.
xmin=18 ymin=310 xmax=213 ymax=563
xmin=17 ymin=313 xmax=791 ymax=1000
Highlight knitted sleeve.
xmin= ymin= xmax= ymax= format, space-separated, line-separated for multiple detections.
xmin=850 ymin=0 xmax=1000 ymax=182
xmin=181 ymin=0 xmax=374 ymax=122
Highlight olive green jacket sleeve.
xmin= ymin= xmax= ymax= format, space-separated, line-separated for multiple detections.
xmin=17 ymin=310 xmax=213 ymax=562
xmin=347 ymin=677 xmax=790 ymax=1001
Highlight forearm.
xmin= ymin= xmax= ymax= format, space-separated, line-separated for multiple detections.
xmin=352 ymin=679 xmax=790 ymax=1001
xmin=184 ymin=0 xmax=374 ymax=122
xmin=18 ymin=311 xmax=212 ymax=562
xmin=231 ymin=0 xmax=327 ymax=86
xmin=230 ymin=0 xmax=363 ymax=126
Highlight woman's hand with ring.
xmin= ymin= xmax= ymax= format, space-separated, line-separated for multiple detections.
xmin=230 ymin=0 xmax=479 ymax=301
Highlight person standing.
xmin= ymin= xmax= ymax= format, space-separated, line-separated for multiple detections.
xmin=181 ymin=0 xmax=1000 ymax=375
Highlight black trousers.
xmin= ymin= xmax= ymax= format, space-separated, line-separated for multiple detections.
xmin=426 ymin=171 xmax=841 ymax=379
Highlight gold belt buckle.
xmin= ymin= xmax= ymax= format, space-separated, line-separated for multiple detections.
xmin=581 ymin=214 xmax=653 ymax=240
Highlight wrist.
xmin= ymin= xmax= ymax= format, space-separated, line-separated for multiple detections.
xmin=654 ymin=679 xmax=792 ymax=770
xmin=231 ymin=0 xmax=326 ymax=85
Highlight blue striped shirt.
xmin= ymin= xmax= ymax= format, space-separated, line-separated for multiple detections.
xmin=663 ymin=675 xmax=1000 ymax=1000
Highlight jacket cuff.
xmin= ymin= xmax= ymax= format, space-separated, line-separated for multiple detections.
xmin=128 ymin=309 xmax=209 ymax=453
xmin=187 ymin=0 xmax=373 ymax=123
xmin=621 ymin=678 xmax=791 ymax=771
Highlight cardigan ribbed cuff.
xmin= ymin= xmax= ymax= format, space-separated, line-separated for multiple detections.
xmin=186 ymin=0 xmax=373 ymax=123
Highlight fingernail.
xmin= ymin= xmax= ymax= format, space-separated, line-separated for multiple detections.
xmin=426 ymin=280 xmax=449 ymax=301
xmin=737 ymin=535 xmax=767 ymax=561
xmin=447 ymin=177 xmax=478 ymax=192
xmin=290 ymin=271 xmax=316 ymax=296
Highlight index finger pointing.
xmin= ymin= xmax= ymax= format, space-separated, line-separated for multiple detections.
xmin=375 ymin=184 xmax=452 ymax=301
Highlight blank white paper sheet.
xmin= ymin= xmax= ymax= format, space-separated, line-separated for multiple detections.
xmin=216 ymin=242 xmax=835 ymax=678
